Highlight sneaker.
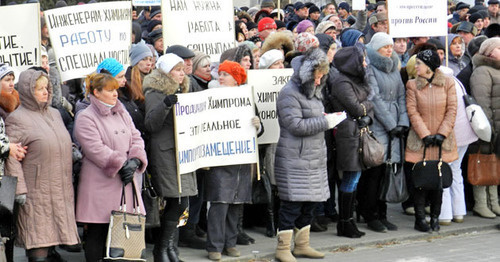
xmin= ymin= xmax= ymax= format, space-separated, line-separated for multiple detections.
xmin=380 ymin=219 xmax=398 ymax=231
xmin=208 ymin=252 xmax=221 ymax=261
xmin=452 ymin=216 xmax=464 ymax=223
xmin=223 ymin=247 xmax=240 ymax=257
xmin=367 ymin=220 xmax=387 ymax=233
xmin=439 ymin=219 xmax=452 ymax=226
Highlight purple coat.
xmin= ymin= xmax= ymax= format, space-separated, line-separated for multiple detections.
xmin=74 ymin=95 xmax=148 ymax=223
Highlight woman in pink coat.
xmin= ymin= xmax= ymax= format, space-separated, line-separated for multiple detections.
xmin=74 ymin=73 xmax=148 ymax=262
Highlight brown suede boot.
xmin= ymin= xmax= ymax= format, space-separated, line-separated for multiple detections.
xmin=292 ymin=225 xmax=324 ymax=259
xmin=275 ymin=230 xmax=296 ymax=262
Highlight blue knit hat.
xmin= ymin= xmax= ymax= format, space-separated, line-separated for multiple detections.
xmin=130 ymin=42 xmax=153 ymax=66
xmin=340 ymin=29 xmax=364 ymax=47
xmin=97 ymin=58 xmax=124 ymax=77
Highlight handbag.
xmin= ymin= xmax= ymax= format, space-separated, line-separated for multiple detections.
xmin=0 ymin=176 xmax=17 ymax=215
xmin=252 ymin=165 xmax=272 ymax=204
xmin=460 ymin=81 xmax=492 ymax=142
xmin=142 ymin=173 xmax=160 ymax=228
xmin=378 ymin=136 xmax=409 ymax=203
xmin=411 ymin=144 xmax=452 ymax=190
xmin=105 ymin=183 xmax=147 ymax=261
xmin=359 ymin=126 xmax=385 ymax=169
xmin=467 ymin=151 xmax=500 ymax=186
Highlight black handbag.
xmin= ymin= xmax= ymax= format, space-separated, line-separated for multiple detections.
xmin=0 ymin=175 xmax=17 ymax=215
xmin=378 ymin=136 xmax=409 ymax=203
xmin=252 ymin=167 xmax=272 ymax=205
xmin=411 ymin=145 xmax=452 ymax=190
xmin=142 ymin=173 xmax=160 ymax=228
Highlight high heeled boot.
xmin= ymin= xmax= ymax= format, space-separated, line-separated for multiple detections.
xmin=414 ymin=189 xmax=430 ymax=232
xmin=236 ymin=206 xmax=254 ymax=245
xmin=337 ymin=191 xmax=363 ymax=238
xmin=266 ymin=200 xmax=277 ymax=237
xmin=154 ymin=220 xmax=181 ymax=262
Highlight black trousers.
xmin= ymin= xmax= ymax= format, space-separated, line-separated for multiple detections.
xmin=84 ymin=223 xmax=109 ymax=262
xmin=206 ymin=203 xmax=240 ymax=252
xmin=278 ymin=200 xmax=317 ymax=231
xmin=357 ymin=165 xmax=387 ymax=222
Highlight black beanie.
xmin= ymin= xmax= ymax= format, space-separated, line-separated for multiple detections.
xmin=416 ymin=49 xmax=440 ymax=72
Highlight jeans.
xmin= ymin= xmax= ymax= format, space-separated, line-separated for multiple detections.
xmin=278 ymin=200 xmax=318 ymax=231
xmin=340 ymin=171 xmax=361 ymax=193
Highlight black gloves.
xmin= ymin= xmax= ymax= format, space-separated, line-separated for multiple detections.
xmin=357 ymin=115 xmax=372 ymax=128
xmin=163 ymin=94 xmax=178 ymax=107
xmin=118 ymin=158 xmax=142 ymax=185
xmin=423 ymin=135 xmax=435 ymax=147
xmin=434 ymin=134 xmax=445 ymax=146
xmin=389 ymin=126 xmax=405 ymax=138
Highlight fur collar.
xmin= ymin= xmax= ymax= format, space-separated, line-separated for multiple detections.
xmin=0 ymin=89 xmax=20 ymax=114
xmin=367 ymin=47 xmax=400 ymax=73
xmin=291 ymin=48 xmax=329 ymax=99
xmin=415 ymin=69 xmax=446 ymax=90
xmin=142 ymin=69 xmax=190 ymax=95
xmin=472 ymin=54 xmax=500 ymax=70
xmin=261 ymin=31 xmax=295 ymax=55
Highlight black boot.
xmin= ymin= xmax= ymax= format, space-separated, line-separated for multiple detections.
xmin=337 ymin=192 xmax=363 ymax=238
xmin=414 ymin=189 xmax=430 ymax=233
xmin=429 ymin=215 xmax=440 ymax=232
xmin=429 ymin=190 xmax=442 ymax=232
xmin=154 ymin=220 xmax=180 ymax=262
xmin=351 ymin=191 xmax=365 ymax=236
xmin=47 ymin=247 xmax=66 ymax=262
xmin=265 ymin=202 xmax=276 ymax=237
xmin=178 ymin=223 xmax=206 ymax=250
xmin=236 ymin=206 xmax=254 ymax=245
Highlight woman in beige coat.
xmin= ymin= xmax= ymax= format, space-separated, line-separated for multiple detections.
xmin=5 ymin=68 xmax=79 ymax=261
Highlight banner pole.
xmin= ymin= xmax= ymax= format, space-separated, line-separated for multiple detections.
xmin=445 ymin=34 xmax=448 ymax=68
xmin=173 ymin=105 xmax=182 ymax=194
xmin=251 ymin=85 xmax=261 ymax=181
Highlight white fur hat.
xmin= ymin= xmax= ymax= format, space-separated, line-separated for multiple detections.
xmin=259 ymin=49 xmax=284 ymax=69
xmin=156 ymin=53 xmax=183 ymax=74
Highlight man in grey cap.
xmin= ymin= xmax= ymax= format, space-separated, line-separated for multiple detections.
xmin=449 ymin=2 xmax=470 ymax=24
xmin=489 ymin=0 xmax=500 ymax=24
xmin=365 ymin=12 xmax=388 ymax=43
xmin=286 ymin=1 xmax=308 ymax=24
xmin=457 ymin=21 xmax=478 ymax=46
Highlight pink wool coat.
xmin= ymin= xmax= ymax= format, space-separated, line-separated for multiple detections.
xmin=74 ymin=94 xmax=148 ymax=223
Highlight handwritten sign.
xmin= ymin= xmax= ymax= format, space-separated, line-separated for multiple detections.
xmin=175 ymin=85 xmax=258 ymax=174
xmin=132 ymin=0 xmax=161 ymax=6
xmin=388 ymin=0 xmax=448 ymax=37
xmin=0 ymin=3 xmax=40 ymax=80
xmin=44 ymin=1 xmax=132 ymax=81
xmin=161 ymin=0 xmax=236 ymax=62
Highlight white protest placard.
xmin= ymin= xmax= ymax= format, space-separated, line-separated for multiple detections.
xmin=161 ymin=0 xmax=236 ymax=63
xmin=388 ymin=0 xmax=448 ymax=38
xmin=44 ymin=1 xmax=132 ymax=81
xmin=133 ymin=0 xmax=161 ymax=6
xmin=0 ymin=3 xmax=40 ymax=80
xmin=247 ymin=69 xmax=293 ymax=144
xmin=175 ymin=86 xmax=258 ymax=174
xmin=352 ymin=0 xmax=365 ymax=11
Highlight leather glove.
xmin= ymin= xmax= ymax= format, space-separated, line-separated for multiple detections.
xmin=118 ymin=158 xmax=142 ymax=184
xmin=423 ymin=135 xmax=435 ymax=147
xmin=357 ymin=115 xmax=372 ymax=128
xmin=434 ymin=134 xmax=445 ymax=146
xmin=389 ymin=126 xmax=405 ymax=138
xmin=163 ymin=94 xmax=178 ymax=107
xmin=15 ymin=194 xmax=26 ymax=205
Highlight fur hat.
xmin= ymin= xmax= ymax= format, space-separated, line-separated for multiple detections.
xmin=296 ymin=20 xmax=315 ymax=34
xmin=218 ymin=60 xmax=247 ymax=85
xmin=457 ymin=21 xmax=478 ymax=36
xmin=368 ymin=32 xmax=393 ymax=51
xmin=340 ymin=28 xmax=364 ymax=47
xmin=416 ymin=49 xmax=441 ymax=72
xmin=369 ymin=12 xmax=387 ymax=26
xmin=261 ymin=31 xmax=295 ymax=55
xmin=0 ymin=63 xmax=14 ymax=80
xmin=258 ymin=17 xmax=277 ymax=32
xmin=485 ymin=23 xmax=500 ymax=38
xmin=478 ymin=37 xmax=500 ymax=57
xmin=192 ymin=50 xmax=211 ymax=71
xmin=130 ymin=42 xmax=153 ymax=66
xmin=219 ymin=44 xmax=254 ymax=68
xmin=315 ymin=21 xmax=336 ymax=34
xmin=97 ymin=58 xmax=124 ymax=77
xmin=260 ymin=0 xmax=275 ymax=9
xmin=259 ymin=49 xmax=284 ymax=69
xmin=467 ymin=35 xmax=488 ymax=56
xmin=156 ymin=53 xmax=183 ymax=75
xmin=275 ymin=20 xmax=286 ymax=30
xmin=294 ymin=33 xmax=319 ymax=52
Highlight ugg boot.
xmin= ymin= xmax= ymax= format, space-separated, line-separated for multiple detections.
xmin=154 ymin=220 xmax=181 ymax=262
xmin=414 ymin=190 xmax=430 ymax=232
xmin=178 ymin=222 xmax=206 ymax=249
xmin=292 ymin=225 xmax=324 ymax=258
xmin=473 ymin=186 xmax=496 ymax=218
xmin=337 ymin=191 xmax=363 ymax=238
xmin=275 ymin=230 xmax=296 ymax=262
xmin=487 ymin=186 xmax=500 ymax=215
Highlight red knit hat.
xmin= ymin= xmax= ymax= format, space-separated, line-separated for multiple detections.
xmin=258 ymin=17 xmax=277 ymax=32
xmin=218 ymin=60 xmax=247 ymax=86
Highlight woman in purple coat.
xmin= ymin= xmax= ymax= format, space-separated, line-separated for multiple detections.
xmin=74 ymin=73 xmax=148 ymax=262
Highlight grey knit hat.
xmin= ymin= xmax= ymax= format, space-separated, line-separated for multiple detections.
xmin=367 ymin=32 xmax=394 ymax=51
xmin=129 ymin=42 xmax=153 ymax=66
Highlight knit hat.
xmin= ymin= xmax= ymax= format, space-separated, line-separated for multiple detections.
xmin=150 ymin=6 xmax=161 ymax=19
xmin=275 ymin=20 xmax=286 ymax=30
xmin=294 ymin=33 xmax=319 ymax=52
xmin=478 ymin=37 xmax=500 ymax=57
xmin=218 ymin=60 xmax=247 ymax=85
xmin=147 ymin=20 xmax=162 ymax=34
xmin=130 ymin=42 xmax=153 ymax=66
xmin=157 ymin=53 xmax=183 ymax=75
xmin=148 ymin=29 xmax=163 ymax=45
xmin=258 ymin=17 xmax=277 ymax=32
xmin=247 ymin=21 xmax=258 ymax=31
xmin=192 ymin=50 xmax=210 ymax=71
xmin=0 ymin=63 xmax=14 ymax=80
xmin=296 ymin=20 xmax=315 ymax=34
xmin=260 ymin=0 xmax=275 ymax=9
xmin=315 ymin=21 xmax=336 ymax=34
xmin=309 ymin=5 xmax=320 ymax=14
xmin=340 ymin=28 xmax=364 ymax=47
xmin=259 ymin=49 xmax=284 ymax=69
xmin=97 ymin=58 xmax=124 ymax=77
xmin=166 ymin=45 xmax=195 ymax=59
xmin=468 ymin=35 xmax=488 ymax=56
xmin=316 ymin=33 xmax=335 ymax=54
xmin=368 ymin=32 xmax=394 ymax=51
xmin=338 ymin=2 xmax=350 ymax=11
xmin=416 ymin=49 xmax=441 ymax=72
xmin=469 ymin=12 xmax=484 ymax=24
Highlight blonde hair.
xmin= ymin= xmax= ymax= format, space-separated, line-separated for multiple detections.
xmin=35 ymin=75 xmax=49 ymax=88
xmin=84 ymin=73 xmax=118 ymax=98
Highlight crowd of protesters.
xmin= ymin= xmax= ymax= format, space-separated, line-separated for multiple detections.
xmin=0 ymin=0 xmax=500 ymax=262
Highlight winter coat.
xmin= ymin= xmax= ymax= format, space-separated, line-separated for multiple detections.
xmin=440 ymin=34 xmax=467 ymax=76
xmin=405 ymin=69 xmax=458 ymax=163
xmin=0 ymin=117 xmax=9 ymax=177
xmin=5 ymin=69 xmax=79 ymax=249
xmin=143 ymin=69 xmax=197 ymax=198
xmin=117 ymin=87 xmax=147 ymax=140
xmin=74 ymin=95 xmax=147 ymax=223
xmin=330 ymin=45 xmax=374 ymax=171
xmin=274 ymin=48 xmax=331 ymax=202
xmin=366 ymin=47 xmax=409 ymax=163
xmin=190 ymin=74 xmax=210 ymax=92
xmin=452 ymin=75 xmax=478 ymax=147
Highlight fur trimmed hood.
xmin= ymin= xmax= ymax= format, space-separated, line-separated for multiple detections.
xmin=472 ymin=53 xmax=500 ymax=70
xmin=261 ymin=31 xmax=295 ymax=56
xmin=142 ymin=69 xmax=190 ymax=95
xmin=367 ymin=46 xmax=400 ymax=73
xmin=290 ymin=48 xmax=329 ymax=99
xmin=219 ymin=44 xmax=254 ymax=69
xmin=415 ymin=68 xmax=447 ymax=90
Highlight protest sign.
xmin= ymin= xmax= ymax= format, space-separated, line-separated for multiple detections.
xmin=44 ymin=1 xmax=132 ymax=81
xmin=0 ymin=3 xmax=40 ymax=80
xmin=132 ymin=0 xmax=160 ymax=6
xmin=247 ymin=69 xmax=293 ymax=144
xmin=161 ymin=0 xmax=236 ymax=62
xmin=352 ymin=0 xmax=365 ymax=11
xmin=388 ymin=0 xmax=447 ymax=38
xmin=175 ymin=85 xmax=258 ymax=174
